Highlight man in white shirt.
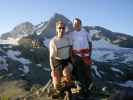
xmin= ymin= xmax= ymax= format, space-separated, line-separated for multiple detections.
xmin=49 ymin=21 xmax=73 ymax=98
xmin=70 ymin=18 xmax=92 ymax=96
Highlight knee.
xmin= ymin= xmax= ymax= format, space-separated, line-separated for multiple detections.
xmin=63 ymin=67 xmax=72 ymax=82
xmin=51 ymin=70 xmax=61 ymax=89
xmin=53 ymin=81 xmax=61 ymax=90
xmin=63 ymin=67 xmax=71 ymax=77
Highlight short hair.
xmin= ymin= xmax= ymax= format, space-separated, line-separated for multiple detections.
xmin=73 ymin=18 xmax=82 ymax=25
xmin=56 ymin=20 xmax=65 ymax=27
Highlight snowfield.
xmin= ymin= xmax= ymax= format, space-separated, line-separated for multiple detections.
xmin=111 ymin=67 xmax=124 ymax=74
xmin=7 ymin=50 xmax=31 ymax=65
xmin=92 ymin=39 xmax=133 ymax=63
xmin=118 ymin=80 xmax=133 ymax=88
xmin=18 ymin=65 xmax=29 ymax=74
xmin=92 ymin=65 xmax=102 ymax=78
xmin=0 ymin=37 xmax=21 ymax=45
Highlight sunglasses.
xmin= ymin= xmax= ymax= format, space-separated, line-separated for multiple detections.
xmin=58 ymin=27 xmax=65 ymax=30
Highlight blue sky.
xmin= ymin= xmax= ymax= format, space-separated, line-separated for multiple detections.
xmin=0 ymin=0 xmax=133 ymax=36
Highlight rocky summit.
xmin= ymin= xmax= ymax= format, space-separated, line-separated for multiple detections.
xmin=0 ymin=13 xmax=133 ymax=100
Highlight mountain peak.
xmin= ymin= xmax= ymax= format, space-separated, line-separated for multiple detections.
xmin=37 ymin=13 xmax=73 ymax=38
xmin=1 ymin=21 xmax=34 ymax=39
xmin=51 ymin=13 xmax=71 ymax=23
xmin=53 ymin=13 xmax=66 ymax=19
xmin=13 ymin=21 xmax=34 ymax=31
xmin=19 ymin=21 xmax=33 ymax=25
xmin=53 ymin=13 xmax=64 ymax=17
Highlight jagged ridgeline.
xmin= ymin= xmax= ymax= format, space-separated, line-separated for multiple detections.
xmin=0 ymin=13 xmax=133 ymax=100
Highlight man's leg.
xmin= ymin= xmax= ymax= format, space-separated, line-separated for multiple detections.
xmin=51 ymin=68 xmax=65 ymax=99
xmin=81 ymin=64 xmax=92 ymax=97
xmin=63 ymin=66 xmax=72 ymax=82
xmin=72 ymin=55 xmax=84 ymax=82
xmin=51 ymin=69 xmax=61 ymax=90
xmin=85 ymin=64 xmax=92 ymax=84
xmin=75 ymin=56 xmax=92 ymax=96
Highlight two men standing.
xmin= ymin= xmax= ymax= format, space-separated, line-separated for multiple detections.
xmin=49 ymin=18 xmax=92 ymax=98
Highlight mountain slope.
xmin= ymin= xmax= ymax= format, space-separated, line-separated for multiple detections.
xmin=1 ymin=22 xmax=34 ymax=39
xmin=37 ymin=13 xmax=73 ymax=39
xmin=85 ymin=26 xmax=133 ymax=48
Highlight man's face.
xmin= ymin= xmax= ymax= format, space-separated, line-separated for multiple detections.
xmin=73 ymin=19 xmax=81 ymax=31
xmin=56 ymin=23 xmax=65 ymax=38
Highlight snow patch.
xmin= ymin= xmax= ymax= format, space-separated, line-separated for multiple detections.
xmin=0 ymin=56 xmax=8 ymax=71
xmin=93 ymin=38 xmax=120 ymax=49
xmin=2 ymin=45 xmax=13 ymax=49
xmin=112 ymin=39 xmax=122 ymax=44
xmin=92 ymin=39 xmax=133 ymax=62
xmin=0 ymin=37 xmax=21 ymax=45
xmin=19 ymin=65 xmax=29 ymax=74
xmin=7 ymin=50 xmax=31 ymax=64
xmin=92 ymin=65 xmax=102 ymax=78
xmin=111 ymin=67 xmax=124 ymax=74
xmin=92 ymin=38 xmax=120 ymax=61
xmin=122 ymin=53 xmax=133 ymax=63
xmin=30 ymin=49 xmax=34 ymax=52
xmin=36 ymin=64 xmax=42 ymax=67
xmin=43 ymin=67 xmax=50 ymax=71
xmin=92 ymin=49 xmax=116 ymax=62
xmin=118 ymin=80 xmax=133 ymax=88
xmin=7 ymin=73 xmax=13 ymax=77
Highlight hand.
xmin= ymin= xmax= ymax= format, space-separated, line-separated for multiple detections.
xmin=51 ymin=67 xmax=56 ymax=72
xmin=51 ymin=68 xmax=57 ymax=77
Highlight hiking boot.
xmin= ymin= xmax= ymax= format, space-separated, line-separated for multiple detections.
xmin=64 ymin=90 xmax=72 ymax=100
xmin=51 ymin=91 xmax=65 ymax=99
xmin=78 ymin=88 xmax=91 ymax=98
xmin=77 ymin=90 xmax=86 ymax=100
xmin=83 ymin=89 xmax=91 ymax=97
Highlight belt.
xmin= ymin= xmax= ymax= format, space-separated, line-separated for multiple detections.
xmin=72 ymin=49 xmax=90 ymax=57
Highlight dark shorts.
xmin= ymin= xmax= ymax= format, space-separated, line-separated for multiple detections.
xmin=52 ymin=57 xmax=71 ymax=69
xmin=51 ymin=57 xmax=72 ymax=81
xmin=72 ymin=55 xmax=91 ymax=84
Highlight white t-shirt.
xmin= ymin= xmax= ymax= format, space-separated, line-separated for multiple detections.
xmin=69 ymin=29 xmax=92 ymax=50
xmin=49 ymin=36 xmax=72 ymax=60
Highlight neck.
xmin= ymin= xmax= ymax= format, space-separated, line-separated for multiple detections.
xmin=75 ymin=28 xmax=81 ymax=31
xmin=57 ymin=35 xmax=63 ymax=38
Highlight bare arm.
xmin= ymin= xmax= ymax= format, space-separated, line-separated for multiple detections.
xmin=49 ymin=40 xmax=55 ymax=70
